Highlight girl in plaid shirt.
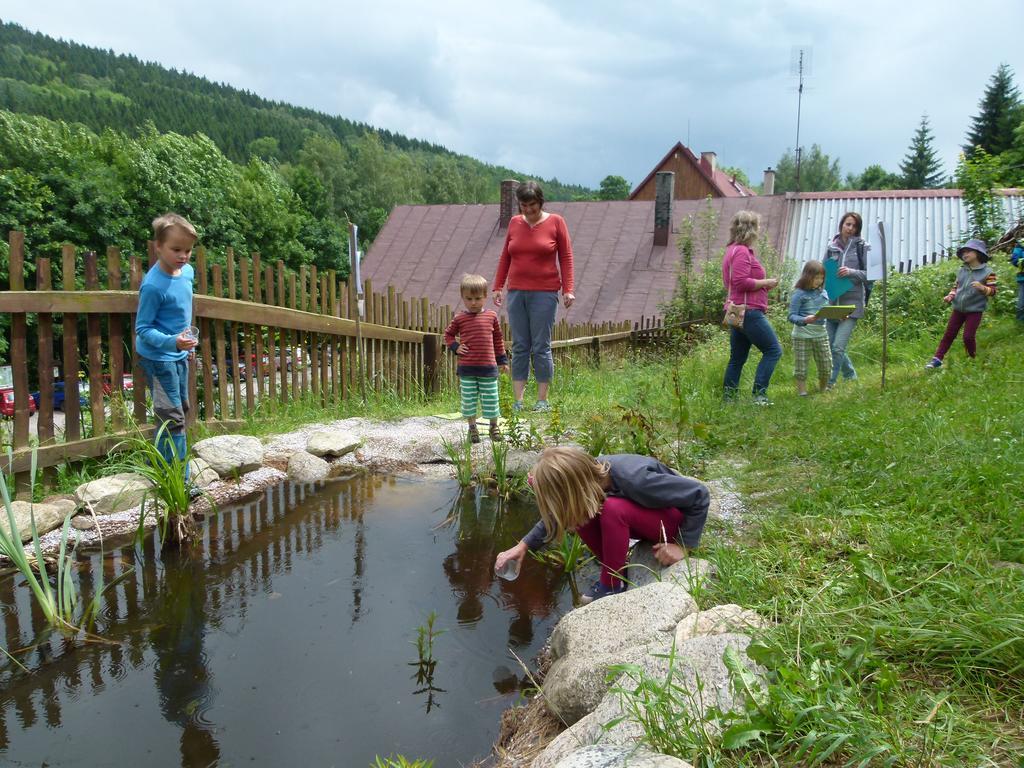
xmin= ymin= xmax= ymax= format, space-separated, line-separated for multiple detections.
xmin=788 ymin=260 xmax=832 ymax=396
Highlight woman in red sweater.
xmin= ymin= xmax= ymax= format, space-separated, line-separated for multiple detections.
xmin=492 ymin=181 xmax=575 ymax=412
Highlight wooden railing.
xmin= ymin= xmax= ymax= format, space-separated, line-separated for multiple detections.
xmin=0 ymin=231 xmax=662 ymax=493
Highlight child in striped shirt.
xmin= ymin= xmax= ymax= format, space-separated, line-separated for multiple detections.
xmin=444 ymin=274 xmax=509 ymax=443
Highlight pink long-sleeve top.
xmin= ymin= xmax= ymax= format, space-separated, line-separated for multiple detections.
xmin=493 ymin=213 xmax=574 ymax=293
xmin=722 ymin=243 xmax=769 ymax=312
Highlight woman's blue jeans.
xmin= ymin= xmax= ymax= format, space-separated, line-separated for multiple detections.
xmin=506 ymin=290 xmax=558 ymax=383
xmin=723 ymin=309 xmax=783 ymax=397
xmin=826 ymin=317 xmax=858 ymax=385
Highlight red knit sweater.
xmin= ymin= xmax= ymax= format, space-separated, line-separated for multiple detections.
xmin=443 ymin=309 xmax=508 ymax=377
xmin=493 ymin=213 xmax=574 ymax=293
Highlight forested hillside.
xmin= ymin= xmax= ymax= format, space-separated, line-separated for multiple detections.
xmin=0 ymin=20 xmax=593 ymax=259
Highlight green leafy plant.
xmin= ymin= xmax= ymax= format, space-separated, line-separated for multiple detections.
xmin=440 ymin=433 xmax=475 ymax=487
xmin=529 ymin=531 xmax=593 ymax=575
xmin=110 ymin=423 xmax=203 ymax=547
xmin=371 ymin=756 xmax=433 ymax=768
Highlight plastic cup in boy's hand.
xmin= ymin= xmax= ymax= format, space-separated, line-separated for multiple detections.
xmin=186 ymin=325 xmax=200 ymax=342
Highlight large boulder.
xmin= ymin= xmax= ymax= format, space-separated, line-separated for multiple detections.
xmin=287 ymin=450 xmax=330 ymax=483
xmin=193 ymin=435 xmax=264 ymax=476
xmin=534 ymin=634 xmax=757 ymax=768
xmin=74 ymin=473 xmax=152 ymax=516
xmin=552 ymin=745 xmax=694 ymax=768
xmin=542 ymin=581 xmax=698 ymax=724
xmin=1 ymin=498 xmax=77 ymax=542
xmin=187 ymin=457 xmax=220 ymax=489
xmin=675 ymin=604 xmax=770 ymax=644
xmin=306 ymin=429 xmax=362 ymax=458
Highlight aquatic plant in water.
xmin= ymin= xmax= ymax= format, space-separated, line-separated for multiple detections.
xmin=0 ymin=451 xmax=131 ymax=635
xmin=409 ymin=611 xmax=446 ymax=712
xmin=112 ymin=423 xmax=204 ymax=547
xmin=371 ymin=756 xmax=434 ymax=768
xmin=529 ymin=531 xmax=593 ymax=575
xmin=440 ymin=434 xmax=475 ymax=487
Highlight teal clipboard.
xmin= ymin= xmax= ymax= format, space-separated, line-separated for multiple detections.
xmin=824 ymin=259 xmax=853 ymax=302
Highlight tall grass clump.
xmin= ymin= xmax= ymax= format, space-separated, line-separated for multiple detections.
xmin=111 ymin=424 xmax=201 ymax=547
xmin=440 ymin=434 xmax=475 ymax=487
xmin=1 ymin=452 xmax=132 ymax=637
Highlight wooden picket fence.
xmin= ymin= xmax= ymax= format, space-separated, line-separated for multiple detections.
xmin=0 ymin=231 xmax=663 ymax=494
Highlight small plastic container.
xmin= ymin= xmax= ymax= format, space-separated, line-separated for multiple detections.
xmin=495 ymin=557 xmax=521 ymax=582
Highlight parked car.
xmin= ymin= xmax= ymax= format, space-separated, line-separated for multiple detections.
xmin=31 ymin=381 xmax=89 ymax=411
xmin=1 ymin=387 xmax=37 ymax=418
xmin=101 ymin=373 xmax=134 ymax=395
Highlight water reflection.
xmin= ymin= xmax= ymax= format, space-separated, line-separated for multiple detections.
xmin=0 ymin=473 xmax=572 ymax=766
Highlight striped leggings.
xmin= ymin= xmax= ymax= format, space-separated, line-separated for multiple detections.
xmin=459 ymin=376 xmax=500 ymax=419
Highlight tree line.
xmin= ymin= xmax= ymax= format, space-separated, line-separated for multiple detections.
xmin=0 ymin=20 xmax=593 ymax=246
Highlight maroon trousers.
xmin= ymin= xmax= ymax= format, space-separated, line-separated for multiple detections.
xmin=935 ymin=310 xmax=983 ymax=360
xmin=575 ymin=497 xmax=684 ymax=588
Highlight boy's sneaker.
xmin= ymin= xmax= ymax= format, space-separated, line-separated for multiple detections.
xmin=533 ymin=399 xmax=552 ymax=412
xmin=188 ymin=485 xmax=203 ymax=501
xmin=579 ymin=580 xmax=627 ymax=605
xmin=752 ymin=394 xmax=773 ymax=406
xmin=924 ymin=357 xmax=942 ymax=369
xmin=512 ymin=400 xmax=524 ymax=413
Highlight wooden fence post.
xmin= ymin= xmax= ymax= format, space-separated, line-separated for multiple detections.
xmin=422 ymin=334 xmax=442 ymax=396
xmin=9 ymin=232 xmax=31 ymax=496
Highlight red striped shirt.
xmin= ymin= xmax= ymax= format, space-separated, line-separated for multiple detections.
xmin=443 ymin=309 xmax=508 ymax=376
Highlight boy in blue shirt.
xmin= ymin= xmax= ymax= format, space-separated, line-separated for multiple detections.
xmin=135 ymin=213 xmax=199 ymax=470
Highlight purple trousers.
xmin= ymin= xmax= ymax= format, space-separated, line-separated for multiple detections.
xmin=935 ymin=310 xmax=983 ymax=360
xmin=575 ymin=497 xmax=684 ymax=588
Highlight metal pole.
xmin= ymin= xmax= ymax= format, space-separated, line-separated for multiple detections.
xmin=349 ymin=223 xmax=366 ymax=404
xmin=878 ymin=221 xmax=889 ymax=391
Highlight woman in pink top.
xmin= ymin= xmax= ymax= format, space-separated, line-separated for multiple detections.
xmin=721 ymin=211 xmax=782 ymax=404
xmin=492 ymin=181 xmax=575 ymax=412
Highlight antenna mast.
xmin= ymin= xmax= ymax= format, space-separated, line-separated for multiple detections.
xmin=791 ymin=47 xmax=812 ymax=192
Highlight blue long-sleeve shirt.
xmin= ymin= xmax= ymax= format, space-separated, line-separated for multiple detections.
xmin=788 ymin=287 xmax=830 ymax=339
xmin=135 ymin=264 xmax=194 ymax=362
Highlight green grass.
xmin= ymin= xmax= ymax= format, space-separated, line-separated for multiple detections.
xmin=531 ymin=259 xmax=1024 ymax=765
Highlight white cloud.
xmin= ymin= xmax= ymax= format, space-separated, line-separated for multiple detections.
xmin=3 ymin=0 xmax=1022 ymax=187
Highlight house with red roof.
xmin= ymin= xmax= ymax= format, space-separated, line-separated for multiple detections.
xmin=629 ymin=142 xmax=756 ymax=201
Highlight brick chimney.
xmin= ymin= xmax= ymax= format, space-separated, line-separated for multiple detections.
xmin=700 ymin=151 xmax=717 ymax=177
xmin=499 ymin=179 xmax=519 ymax=228
xmin=762 ymin=168 xmax=776 ymax=196
xmin=653 ymin=171 xmax=674 ymax=247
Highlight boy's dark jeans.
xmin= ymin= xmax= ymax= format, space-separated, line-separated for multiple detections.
xmin=723 ymin=309 xmax=783 ymax=397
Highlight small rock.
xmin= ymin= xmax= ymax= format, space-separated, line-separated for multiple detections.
xmin=287 ymin=451 xmax=330 ymax=483
xmin=553 ymin=745 xmax=694 ymax=768
xmin=70 ymin=514 xmax=97 ymax=531
xmin=74 ymin=473 xmax=152 ymax=516
xmin=503 ymin=449 xmax=541 ymax=475
xmin=193 ymin=435 xmax=264 ymax=476
xmin=1 ymin=499 xmax=76 ymax=542
xmin=306 ymin=429 xmax=362 ymax=458
xmin=188 ymin=457 xmax=220 ymax=488
xmin=675 ymin=604 xmax=770 ymax=643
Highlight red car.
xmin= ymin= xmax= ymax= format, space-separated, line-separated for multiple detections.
xmin=0 ymin=387 xmax=37 ymax=418
xmin=101 ymin=373 xmax=134 ymax=396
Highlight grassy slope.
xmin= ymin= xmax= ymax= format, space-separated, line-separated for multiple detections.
xmin=542 ymin=270 xmax=1024 ymax=764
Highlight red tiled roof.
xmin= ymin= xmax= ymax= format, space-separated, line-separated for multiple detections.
xmin=364 ymin=196 xmax=791 ymax=326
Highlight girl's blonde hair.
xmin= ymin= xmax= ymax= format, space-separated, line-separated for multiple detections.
xmin=532 ymin=446 xmax=609 ymax=542
xmin=728 ymin=210 xmax=761 ymax=246
xmin=794 ymin=259 xmax=825 ymax=290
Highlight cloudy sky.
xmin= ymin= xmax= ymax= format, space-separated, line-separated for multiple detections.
xmin=3 ymin=1 xmax=1021 ymax=189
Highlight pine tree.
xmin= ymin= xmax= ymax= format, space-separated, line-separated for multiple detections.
xmin=963 ymin=64 xmax=1023 ymax=157
xmin=899 ymin=115 xmax=944 ymax=188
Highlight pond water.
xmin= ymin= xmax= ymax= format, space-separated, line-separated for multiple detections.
xmin=0 ymin=474 xmax=574 ymax=767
